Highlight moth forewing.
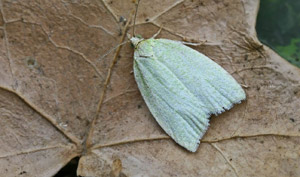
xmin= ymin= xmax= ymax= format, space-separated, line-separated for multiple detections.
xmin=131 ymin=38 xmax=246 ymax=152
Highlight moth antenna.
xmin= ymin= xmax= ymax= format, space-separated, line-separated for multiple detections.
xmin=97 ymin=40 xmax=130 ymax=62
xmin=132 ymin=0 xmax=141 ymax=37
xmin=97 ymin=9 xmax=134 ymax=62
xmin=151 ymin=26 xmax=163 ymax=39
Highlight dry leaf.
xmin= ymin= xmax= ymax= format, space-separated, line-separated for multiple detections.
xmin=0 ymin=0 xmax=299 ymax=177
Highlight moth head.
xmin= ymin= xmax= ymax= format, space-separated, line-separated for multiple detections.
xmin=130 ymin=36 xmax=144 ymax=47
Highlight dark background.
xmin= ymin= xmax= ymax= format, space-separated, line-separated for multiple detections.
xmin=256 ymin=0 xmax=300 ymax=68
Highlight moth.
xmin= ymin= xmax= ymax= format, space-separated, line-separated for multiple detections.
xmin=119 ymin=0 xmax=246 ymax=152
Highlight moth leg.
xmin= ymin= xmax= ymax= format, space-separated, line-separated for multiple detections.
xmin=97 ymin=41 xmax=130 ymax=62
xmin=240 ymin=84 xmax=249 ymax=88
xmin=181 ymin=40 xmax=207 ymax=46
xmin=151 ymin=26 xmax=163 ymax=39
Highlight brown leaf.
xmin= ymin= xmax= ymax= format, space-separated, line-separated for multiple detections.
xmin=0 ymin=0 xmax=299 ymax=176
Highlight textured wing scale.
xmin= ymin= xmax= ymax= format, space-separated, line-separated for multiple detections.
xmin=133 ymin=38 xmax=245 ymax=152
xmin=152 ymin=39 xmax=246 ymax=114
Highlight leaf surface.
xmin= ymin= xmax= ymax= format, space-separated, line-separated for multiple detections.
xmin=0 ymin=0 xmax=299 ymax=176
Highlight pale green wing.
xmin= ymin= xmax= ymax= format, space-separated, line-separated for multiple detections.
xmin=134 ymin=54 xmax=210 ymax=152
xmin=152 ymin=38 xmax=246 ymax=115
xmin=133 ymin=38 xmax=245 ymax=152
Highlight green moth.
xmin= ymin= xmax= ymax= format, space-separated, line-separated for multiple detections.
xmin=125 ymin=0 xmax=246 ymax=152
xmin=131 ymin=36 xmax=245 ymax=152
